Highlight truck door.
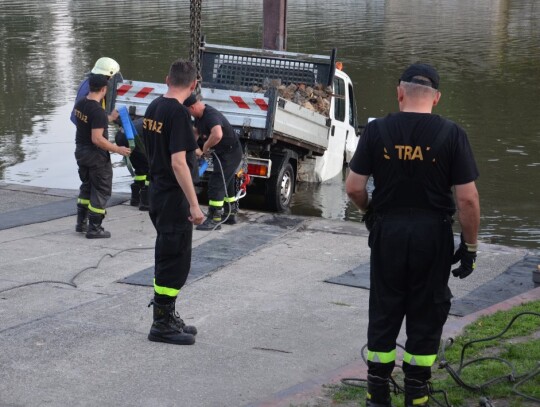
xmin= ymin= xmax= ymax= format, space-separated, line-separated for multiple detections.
xmin=314 ymin=72 xmax=355 ymax=181
xmin=344 ymin=79 xmax=359 ymax=163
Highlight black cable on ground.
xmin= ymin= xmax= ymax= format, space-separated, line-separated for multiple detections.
xmin=438 ymin=311 xmax=540 ymax=403
xmin=0 ymin=246 xmax=154 ymax=295
xmin=341 ymin=311 xmax=540 ymax=406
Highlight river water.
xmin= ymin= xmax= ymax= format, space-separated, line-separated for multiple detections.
xmin=0 ymin=0 xmax=538 ymax=249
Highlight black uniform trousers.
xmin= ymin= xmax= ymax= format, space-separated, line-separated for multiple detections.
xmin=367 ymin=208 xmax=454 ymax=381
xmin=75 ymin=145 xmax=113 ymax=213
xmin=207 ymin=142 xmax=243 ymax=208
xmin=149 ymin=185 xmax=193 ymax=297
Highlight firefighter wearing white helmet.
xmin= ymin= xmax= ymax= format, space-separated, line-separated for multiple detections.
xmin=71 ymin=57 xmax=124 ymax=235
xmin=70 ymin=56 xmax=122 ymax=125
xmin=91 ymin=57 xmax=120 ymax=77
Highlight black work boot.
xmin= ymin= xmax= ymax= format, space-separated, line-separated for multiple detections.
xmin=222 ymin=202 xmax=238 ymax=225
xmin=139 ymin=185 xmax=149 ymax=211
xmin=148 ymin=300 xmax=195 ymax=345
xmin=86 ymin=212 xmax=111 ymax=239
xmin=366 ymin=375 xmax=394 ymax=407
xmin=168 ymin=301 xmax=197 ymax=336
xmin=130 ymin=182 xmax=141 ymax=207
xmin=75 ymin=204 xmax=88 ymax=233
xmin=404 ymin=378 xmax=430 ymax=407
xmin=196 ymin=207 xmax=223 ymax=231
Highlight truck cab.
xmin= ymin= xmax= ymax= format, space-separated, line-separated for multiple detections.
xmin=298 ymin=67 xmax=359 ymax=183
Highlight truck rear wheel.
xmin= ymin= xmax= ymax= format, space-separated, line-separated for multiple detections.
xmin=265 ymin=161 xmax=295 ymax=212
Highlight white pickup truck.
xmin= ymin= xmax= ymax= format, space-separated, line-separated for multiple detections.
xmin=113 ymin=42 xmax=360 ymax=211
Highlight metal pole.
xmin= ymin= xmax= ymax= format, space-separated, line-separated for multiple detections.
xmin=263 ymin=0 xmax=287 ymax=51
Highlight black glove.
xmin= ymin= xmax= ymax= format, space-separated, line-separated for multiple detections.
xmin=451 ymin=234 xmax=477 ymax=279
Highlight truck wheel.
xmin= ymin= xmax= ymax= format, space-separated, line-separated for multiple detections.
xmin=265 ymin=161 xmax=295 ymax=212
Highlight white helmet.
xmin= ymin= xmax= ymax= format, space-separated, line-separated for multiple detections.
xmin=91 ymin=57 xmax=120 ymax=76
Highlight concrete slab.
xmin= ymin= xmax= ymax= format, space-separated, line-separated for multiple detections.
xmin=0 ymin=183 xmax=538 ymax=407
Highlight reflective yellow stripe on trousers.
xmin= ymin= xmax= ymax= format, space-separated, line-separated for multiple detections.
xmin=367 ymin=349 xmax=396 ymax=364
xmin=403 ymin=351 xmax=437 ymax=367
xmin=153 ymin=279 xmax=180 ymax=297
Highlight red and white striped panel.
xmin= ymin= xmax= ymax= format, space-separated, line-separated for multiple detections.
xmin=116 ymin=84 xmax=158 ymax=99
xmin=230 ymin=96 xmax=268 ymax=111
xmin=117 ymin=82 xmax=268 ymax=111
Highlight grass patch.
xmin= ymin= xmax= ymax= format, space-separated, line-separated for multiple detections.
xmin=326 ymin=300 xmax=540 ymax=407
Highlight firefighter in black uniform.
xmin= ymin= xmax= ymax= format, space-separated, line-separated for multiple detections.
xmin=346 ymin=63 xmax=480 ymax=407
xmin=72 ymin=57 xmax=122 ymax=233
xmin=115 ymin=118 xmax=150 ymax=211
xmin=73 ymin=74 xmax=131 ymax=238
xmin=143 ymin=60 xmax=205 ymax=345
xmin=183 ymin=94 xmax=243 ymax=230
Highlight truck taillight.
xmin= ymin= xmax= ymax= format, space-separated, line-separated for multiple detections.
xmin=247 ymin=163 xmax=269 ymax=177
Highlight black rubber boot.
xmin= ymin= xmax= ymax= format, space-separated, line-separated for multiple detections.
xmin=366 ymin=375 xmax=394 ymax=407
xmin=148 ymin=300 xmax=195 ymax=345
xmin=86 ymin=212 xmax=111 ymax=239
xmin=139 ymin=185 xmax=149 ymax=211
xmin=75 ymin=204 xmax=88 ymax=233
xmin=222 ymin=202 xmax=237 ymax=225
xmin=404 ymin=378 xmax=430 ymax=407
xmin=130 ymin=182 xmax=141 ymax=207
xmin=196 ymin=207 xmax=223 ymax=231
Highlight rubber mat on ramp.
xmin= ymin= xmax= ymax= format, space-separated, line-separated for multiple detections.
xmin=325 ymin=263 xmax=371 ymax=290
xmin=325 ymin=254 xmax=539 ymax=316
xmin=449 ymin=254 xmax=538 ymax=316
xmin=119 ymin=216 xmax=304 ymax=287
xmin=0 ymin=194 xmax=129 ymax=231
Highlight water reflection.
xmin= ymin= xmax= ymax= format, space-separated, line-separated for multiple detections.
xmin=0 ymin=0 xmax=538 ymax=248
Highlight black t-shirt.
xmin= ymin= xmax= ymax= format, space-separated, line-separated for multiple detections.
xmin=194 ymin=105 xmax=238 ymax=151
xmin=73 ymin=98 xmax=109 ymax=146
xmin=349 ymin=112 xmax=479 ymax=215
xmin=143 ymin=96 xmax=198 ymax=192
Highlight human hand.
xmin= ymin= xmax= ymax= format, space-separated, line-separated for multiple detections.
xmin=116 ymin=146 xmax=131 ymax=157
xmin=195 ymin=148 xmax=203 ymax=158
xmin=189 ymin=206 xmax=205 ymax=225
xmin=451 ymin=234 xmax=477 ymax=279
xmin=109 ymin=109 xmax=119 ymax=122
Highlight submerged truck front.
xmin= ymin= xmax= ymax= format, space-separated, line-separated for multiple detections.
xmin=198 ymin=43 xmax=359 ymax=210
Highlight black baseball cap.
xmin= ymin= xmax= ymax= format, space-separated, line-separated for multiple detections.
xmin=88 ymin=73 xmax=109 ymax=89
xmin=399 ymin=63 xmax=440 ymax=89
xmin=183 ymin=93 xmax=198 ymax=107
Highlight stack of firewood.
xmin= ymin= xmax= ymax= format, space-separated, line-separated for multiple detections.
xmin=251 ymin=80 xmax=333 ymax=117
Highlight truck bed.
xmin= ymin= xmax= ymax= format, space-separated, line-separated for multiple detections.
xmin=114 ymin=81 xmax=329 ymax=154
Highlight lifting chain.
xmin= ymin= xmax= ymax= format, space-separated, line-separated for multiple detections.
xmin=189 ymin=0 xmax=203 ymax=94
